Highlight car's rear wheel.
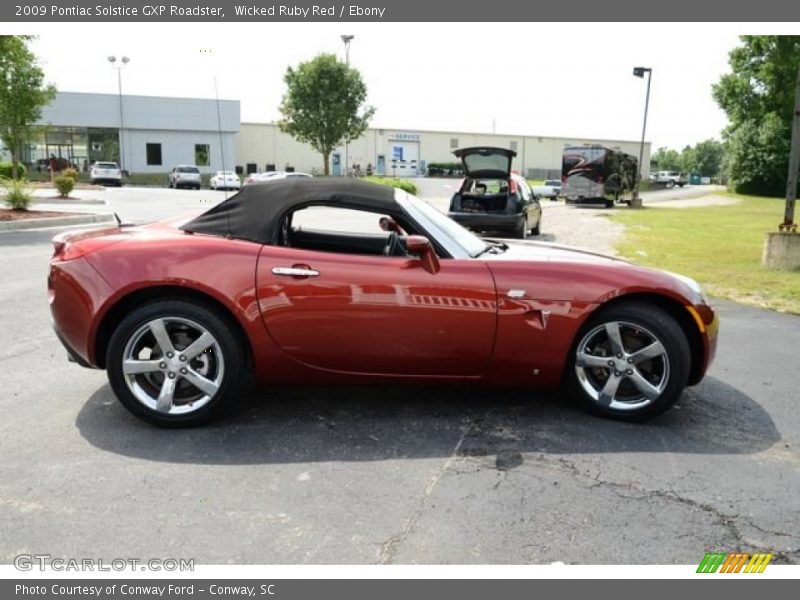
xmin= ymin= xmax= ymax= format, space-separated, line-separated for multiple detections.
xmin=565 ymin=302 xmax=690 ymax=421
xmin=531 ymin=216 xmax=541 ymax=236
xmin=106 ymin=299 xmax=248 ymax=427
xmin=513 ymin=215 xmax=528 ymax=239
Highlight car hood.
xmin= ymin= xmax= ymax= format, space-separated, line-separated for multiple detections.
xmin=481 ymin=239 xmax=628 ymax=266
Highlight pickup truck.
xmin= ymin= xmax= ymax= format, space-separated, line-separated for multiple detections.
xmin=651 ymin=171 xmax=688 ymax=189
xmin=531 ymin=179 xmax=562 ymax=200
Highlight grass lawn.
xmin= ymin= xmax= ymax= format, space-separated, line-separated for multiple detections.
xmin=610 ymin=194 xmax=800 ymax=314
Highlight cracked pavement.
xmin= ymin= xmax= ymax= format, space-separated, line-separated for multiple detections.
xmin=1 ymin=190 xmax=799 ymax=565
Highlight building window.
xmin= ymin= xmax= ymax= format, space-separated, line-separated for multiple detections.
xmin=450 ymin=138 xmax=459 ymax=149
xmin=146 ymin=143 xmax=162 ymax=166
xmin=510 ymin=141 xmax=518 ymax=152
xmin=195 ymin=144 xmax=210 ymax=166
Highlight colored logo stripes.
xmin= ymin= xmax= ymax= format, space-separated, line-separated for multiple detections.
xmin=697 ymin=552 xmax=773 ymax=573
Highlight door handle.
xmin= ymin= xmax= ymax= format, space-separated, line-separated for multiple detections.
xmin=271 ymin=266 xmax=320 ymax=277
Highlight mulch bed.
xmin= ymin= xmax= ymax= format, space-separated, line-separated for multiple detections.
xmin=0 ymin=209 xmax=78 ymax=221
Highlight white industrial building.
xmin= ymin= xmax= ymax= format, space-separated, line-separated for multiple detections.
xmin=25 ymin=92 xmax=649 ymax=179
xmin=237 ymin=123 xmax=651 ymax=179
xmin=30 ymin=92 xmax=239 ymax=174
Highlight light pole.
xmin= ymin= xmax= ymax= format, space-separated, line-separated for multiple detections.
xmin=341 ymin=35 xmax=354 ymax=177
xmin=108 ymin=55 xmax=130 ymax=174
xmin=632 ymin=66 xmax=652 ymax=203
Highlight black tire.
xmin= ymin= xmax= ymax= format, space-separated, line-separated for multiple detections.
xmin=605 ymin=199 xmax=614 ymax=209
xmin=530 ymin=216 xmax=541 ymax=236
xmin=564 ymin=302 xmax=691 ymax=421
xmin=106 ymin=299 xmax=249 ymax=427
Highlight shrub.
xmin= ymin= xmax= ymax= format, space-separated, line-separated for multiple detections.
xmin=0 ymin=177 xmax=34 ymax=210
xmin=0 ymin=162 xmax=28 ymax=180
xmin=54 ymin=175 xmax=75 ymax=198
xmin=363 ymin=176 xmax=418 ymax=196
xmin=62 ymin=167 xmax=78 ymax=180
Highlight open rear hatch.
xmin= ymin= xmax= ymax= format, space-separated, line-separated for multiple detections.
xmin=453 ymin=146 xmax=516 ymax=179
xmin=450 ymin=147 xmax=518 ymax=213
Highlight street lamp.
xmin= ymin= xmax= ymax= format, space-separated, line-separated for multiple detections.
xmin=341 ymin=35 xmax=354 ymax=177
xmin=108 ymin=55 xmax=130 ymax=174
xmin=632 ymin=66 xmax=652 ymax=202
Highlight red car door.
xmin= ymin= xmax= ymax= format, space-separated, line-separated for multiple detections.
xmin=256 ymin=246 xmax=497 ymax=376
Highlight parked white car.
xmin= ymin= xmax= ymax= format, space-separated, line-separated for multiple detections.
xmin=653 ymin=171 xmax=688 ymax=189
xmin=209 ymin=171 xmax=241 ymax=191
xmin=243 ymin=171 xmax=313 ymax=185
xmin=532 ymin=179 xmax=562 ymax=201
xmin=89 ymin=161 xmax=122 ymax=186
xmin=168 ymin=165 xmax=202 ymax=190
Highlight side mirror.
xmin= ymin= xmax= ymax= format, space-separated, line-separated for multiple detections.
xmin=405 ymin=235 xmax=440 ymax=274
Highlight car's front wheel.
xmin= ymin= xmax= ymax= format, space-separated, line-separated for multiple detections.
xmin=565 ymin=302 xmax=690 ymax=421
xmin=106 ymin=299 xmax=249 ymax=427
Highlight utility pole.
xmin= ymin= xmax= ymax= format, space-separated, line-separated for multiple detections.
xmin=108 ymin=56 xmax=130 ymax=174
xmin=632 ymin=66 xmax=652 ymax=205
xmin=781 ymin=66 xmax=800 ymax=233
xmin=762 ymin=65 xmax=800 ymax=268
xmin=341 ymin=35 xmax=354 ymax=177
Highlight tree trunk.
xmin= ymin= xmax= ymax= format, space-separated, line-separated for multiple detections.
xmin=10 ymin=143 xmax=19 ymax=180
xmin=322 ymin=152 xmax=330 ymax=176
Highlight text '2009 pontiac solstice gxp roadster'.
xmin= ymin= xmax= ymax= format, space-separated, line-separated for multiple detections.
xmin=49 ymin=178 xmax=717 ymax=427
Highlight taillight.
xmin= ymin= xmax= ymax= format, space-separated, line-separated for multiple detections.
xmin=562 ymin=176 xmax=567 ymax=183
xmin=509 ymin=179 xmax=518 ymax=194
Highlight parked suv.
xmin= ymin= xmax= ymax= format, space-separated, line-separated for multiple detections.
xmin=448 ymin=147 xmax=542 ymax=238
xmin=168 ymin=165 xmax=202 ymax=190
xmin=653 ymin=171 xmax=688 ymax=189
xmin=89 ymin=161 xmax=122 ymax=186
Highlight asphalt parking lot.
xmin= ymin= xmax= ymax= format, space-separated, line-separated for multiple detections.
xmin=1 ymin=182 xmax=799 ymax=564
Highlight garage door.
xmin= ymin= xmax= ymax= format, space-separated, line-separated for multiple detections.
xmin=389 ymin=141 xmax=420 ymax=177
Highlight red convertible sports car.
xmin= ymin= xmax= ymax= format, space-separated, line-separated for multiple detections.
xmin=49 ymin=179 xmax=718 ymax=427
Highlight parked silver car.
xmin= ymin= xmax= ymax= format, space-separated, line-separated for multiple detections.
xmin=168 ymin=165 xmax=202 ymax=190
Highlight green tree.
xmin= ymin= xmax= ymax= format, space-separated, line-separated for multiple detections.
xmin=0 ymin=36 xmax=56 ymax=180
xmin=713 ymin=35 xmax=800 ymax=195
xmin=682 ymin=139 xmax=725 ymax=177
xmin=278 ymin=53 xmax=375 ymax=176
xmin=651 ymin=147 xmax=682 ymax=171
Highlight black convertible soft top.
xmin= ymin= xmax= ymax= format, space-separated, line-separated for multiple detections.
xmin=181 ymin=178 xmax=399 ymax=245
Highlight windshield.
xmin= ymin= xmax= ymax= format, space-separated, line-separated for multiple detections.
xmin=96 ymin=162 xmax=118 ymax=169
xmin=545 ymin=180 xmax=561 ymax=186
xmin=395 ymin=190 xmax=488 ymax=258
xmin=178 ymin=166 xmax=200 ymax=174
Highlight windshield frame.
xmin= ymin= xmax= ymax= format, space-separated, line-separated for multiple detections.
xmin=394 ymin=189 xmax=489 ymax=259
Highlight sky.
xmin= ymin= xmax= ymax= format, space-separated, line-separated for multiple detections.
xmin=2 ymin=22 xmax=794 ymax=150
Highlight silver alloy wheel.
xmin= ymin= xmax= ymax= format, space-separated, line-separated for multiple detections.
xmin=121 ymin=316 xmax=225 ymax=415
xmin=574 ymin=320 xmax=670 ymax=411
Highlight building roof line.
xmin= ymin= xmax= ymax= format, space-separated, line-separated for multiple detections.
xmin=239 ymin=121 xmax=649 ymax=146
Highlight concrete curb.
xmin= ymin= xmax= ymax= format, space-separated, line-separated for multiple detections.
xmin=31 ymin=198 xmax=107 ymax=206
xmin=0 ymin=212 xmax=115 ymax=232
